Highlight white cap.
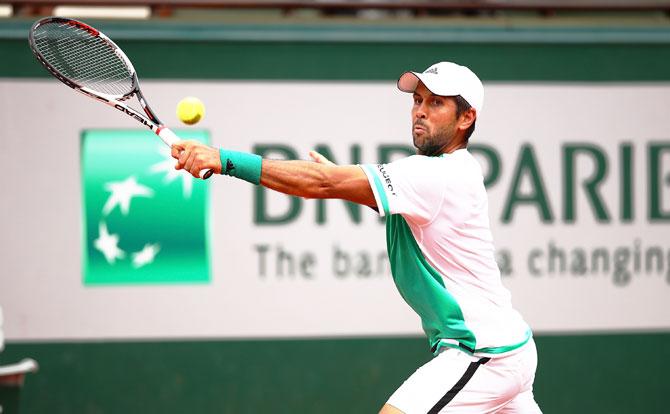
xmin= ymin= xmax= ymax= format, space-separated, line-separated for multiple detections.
xmin=397 ymin=61 xmax=484 ymax=114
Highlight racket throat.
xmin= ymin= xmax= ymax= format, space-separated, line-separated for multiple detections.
xmin=136 ymin=89 xmax=162 ymax=125
xmin=113 ymin=103 xmax=157 ymax=131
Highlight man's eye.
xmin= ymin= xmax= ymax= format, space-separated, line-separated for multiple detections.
xmin=432 ymin=99 xmax=443 ymax=106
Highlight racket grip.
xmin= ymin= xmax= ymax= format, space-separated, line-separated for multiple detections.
xmin=157 ymin=127 xmax=213 ymax=180
xmin=157 ymin=126 xmax=179 ymax=146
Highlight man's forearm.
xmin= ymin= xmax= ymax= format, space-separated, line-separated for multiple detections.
xmin=261 ymin=159 xmax=340 ymax=199
xmin=261 ymin=159 xmax=375 ymax=207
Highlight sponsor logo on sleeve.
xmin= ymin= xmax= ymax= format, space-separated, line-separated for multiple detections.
xmin=377 ymin=164 xmax=397 ymax=196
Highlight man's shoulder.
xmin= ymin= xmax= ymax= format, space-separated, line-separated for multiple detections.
xmin=398 ymin=151 xmax=476 ymax=171
xmin=389 ymin=155 xmax=448 ymax=180
xmin=396 ymin=154 xmax=446 ymax=167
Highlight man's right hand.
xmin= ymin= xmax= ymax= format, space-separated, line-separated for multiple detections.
xmin=171 ymin=140 xmax=223 ymax=178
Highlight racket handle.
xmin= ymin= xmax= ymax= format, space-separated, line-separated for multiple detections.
xmin=157 ymin=127 xmax=213 ymax=180
xmin=157 ymin=126 xmax=179 ymax=146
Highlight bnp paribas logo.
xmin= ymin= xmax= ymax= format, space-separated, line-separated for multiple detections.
xmin=81 ymin=130 xmax=210 ymax=285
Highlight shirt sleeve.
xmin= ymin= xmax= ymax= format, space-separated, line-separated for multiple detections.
xmin=359 ymin=156 xmax=447 ymax=225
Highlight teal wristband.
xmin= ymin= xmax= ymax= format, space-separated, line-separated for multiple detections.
xmin=219 ymin=149 xmax=262 ymax=185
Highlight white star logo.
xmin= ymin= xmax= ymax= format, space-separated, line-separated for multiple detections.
xmin=93 ymin=222 xmax=125 ymax=264
xmin=102 ymin=176 xmax=154 ymax=216
xmin=149 ymin=146 xmax=193 ymax=198
xmin=131 ymin=243 xmax=161 ymax=268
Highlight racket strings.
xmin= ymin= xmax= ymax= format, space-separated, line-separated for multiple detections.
xmin=40 ymin=37 xmax=126 ymax=91
xmin=43 ymin=34 xmax=116 ymax=78
xmin=44 ymin=26 xmax=131 ymax=94
xmin=38 ymin=33 xmax=131 ymax=96
xmin=33 ymin=21 xmax=135 ymax=97
xmin=41 ymin=27 xmax=132 ymax=95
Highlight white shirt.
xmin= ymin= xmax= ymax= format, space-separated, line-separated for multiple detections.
xmin=361 ymin=150 xmax=530 ymax=356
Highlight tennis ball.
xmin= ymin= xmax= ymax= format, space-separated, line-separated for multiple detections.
xmin=176 ymin=96 xmax=205 ymax=125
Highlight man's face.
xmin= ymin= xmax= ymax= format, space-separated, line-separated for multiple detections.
xmin=411 ymin=82 xmax=460 ymax=156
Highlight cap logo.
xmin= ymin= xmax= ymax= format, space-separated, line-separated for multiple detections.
xmin=424 ymin=67 xmax=438 ymax=75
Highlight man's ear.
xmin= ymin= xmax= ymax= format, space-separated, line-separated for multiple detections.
xmin=458 ymin=108 xmax=476 ymax=131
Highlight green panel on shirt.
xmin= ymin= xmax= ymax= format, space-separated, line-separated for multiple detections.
xmin=385 ymin=214 xmax=477 ymax=352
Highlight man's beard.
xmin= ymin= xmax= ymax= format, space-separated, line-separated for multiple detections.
xmin=413 ymin=122 xmax=457 ymax=156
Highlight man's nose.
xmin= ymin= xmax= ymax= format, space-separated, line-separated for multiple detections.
xmin=414 ymin=104 xmax=428 ymax=119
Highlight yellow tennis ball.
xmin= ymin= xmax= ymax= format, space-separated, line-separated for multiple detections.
xmin=176 ymin=97 xmax=205 ymax=125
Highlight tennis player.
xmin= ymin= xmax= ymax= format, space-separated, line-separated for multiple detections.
xmin=173 ymin=61 xmax=541 ymax=413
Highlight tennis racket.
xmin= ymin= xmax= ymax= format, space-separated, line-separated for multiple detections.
xmin=29 ymin=17 xmax=213 ymax=179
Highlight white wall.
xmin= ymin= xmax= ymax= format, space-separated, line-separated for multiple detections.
xmin=1 ymin=80 xmax=669 ymax=340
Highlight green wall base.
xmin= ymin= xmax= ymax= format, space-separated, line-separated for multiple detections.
xmin=1 ymin=332 xmax=668 ymax=414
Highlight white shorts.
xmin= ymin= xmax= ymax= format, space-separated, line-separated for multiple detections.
xmin=387 ymin=339 xmax=542 ymax=413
